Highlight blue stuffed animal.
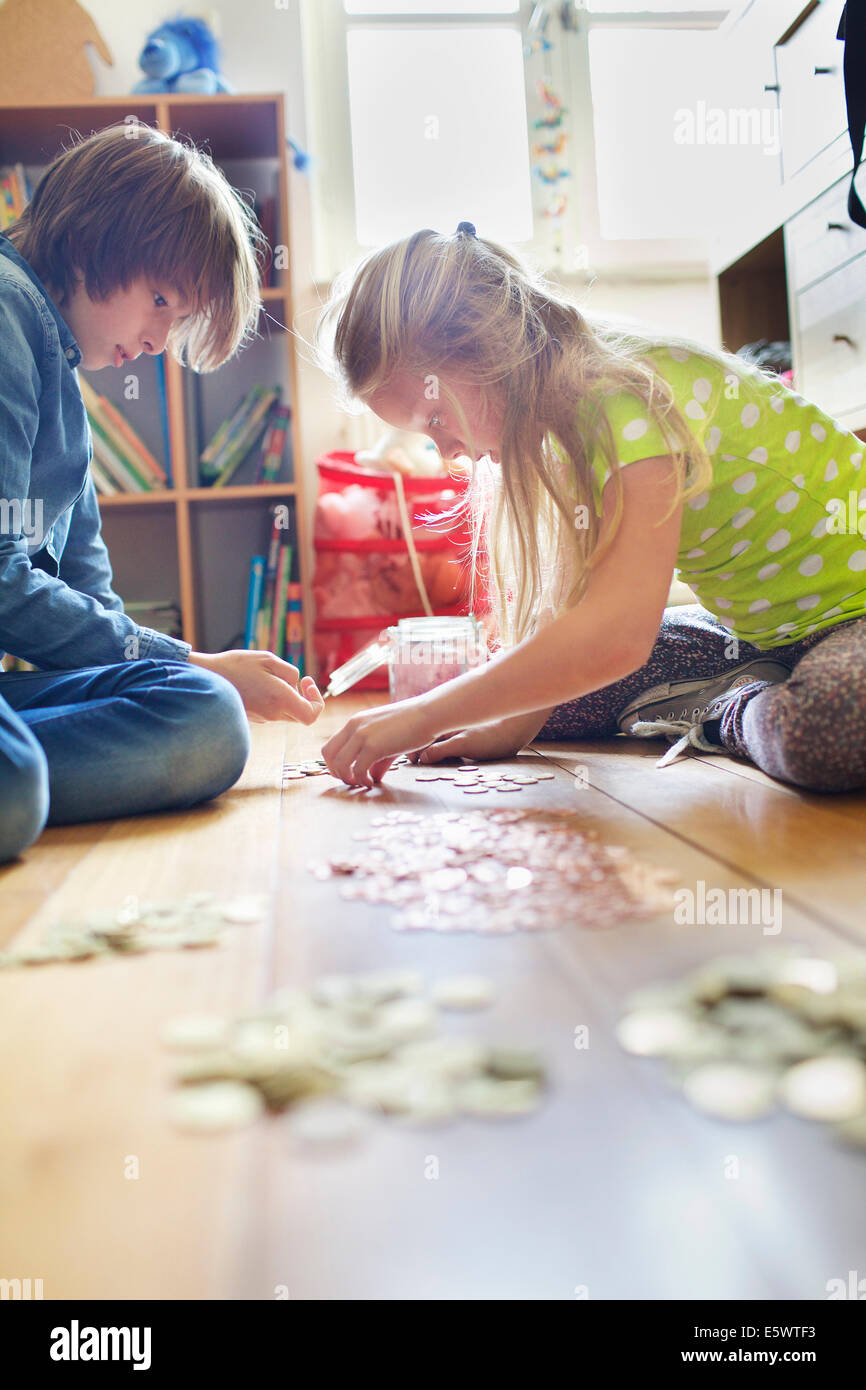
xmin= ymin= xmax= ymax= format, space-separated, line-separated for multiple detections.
xmin=132 ymin=14 xmax=232 ymax=94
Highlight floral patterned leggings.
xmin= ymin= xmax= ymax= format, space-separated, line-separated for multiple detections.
xmin=534 ymin=603 xmax=866 ymax=793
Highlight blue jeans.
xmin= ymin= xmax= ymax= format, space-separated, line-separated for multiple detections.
xmin=0 ymin=660 xmax=250 ymax=864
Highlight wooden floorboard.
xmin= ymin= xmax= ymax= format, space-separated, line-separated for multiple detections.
xmin=536 ymin=738 xmax=866 ymax=944
xmin=0 ymin=722 xmax=287 ymax=1299
xmin=2 ymin=699 xmax=866 ymax=1299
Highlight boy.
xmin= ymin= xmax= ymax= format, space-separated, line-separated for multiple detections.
xmin=0 ymin=123 xmax=323 ymax=863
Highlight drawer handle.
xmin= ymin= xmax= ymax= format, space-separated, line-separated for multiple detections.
xmin=764 ymin=83 xmax=780 ymax=92
xmin=827 ymin=222 xmax=849 ymax=232
xmin=814 ymin=66 xmax=835 ymax=75
xmin=833 ymin=333 xmax=857 ymax=349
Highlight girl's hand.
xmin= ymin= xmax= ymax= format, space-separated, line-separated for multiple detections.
xmin=321 ymin=696 xmax=443 ymax=787
xmin=411 ymin=707 xmax=554 ymax=765
xmin=189 ymin=650 xmax=325 ymax=724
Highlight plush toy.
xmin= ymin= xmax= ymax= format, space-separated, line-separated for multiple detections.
xmin=132 ymin=13 xmax=233 ymax=94
xmin=356 ymin=428 xmax=451 ymax=478
xmin=315 ymin=485 xmax=383 ymax=543
xmin=131 ymin=12 xmax=313 ymax=171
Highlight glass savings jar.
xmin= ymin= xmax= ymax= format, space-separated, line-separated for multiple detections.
xmin=387 ymin=615 xmax=487 ymax=700
xmin=323 ymin=615 xmax=487 ymax=701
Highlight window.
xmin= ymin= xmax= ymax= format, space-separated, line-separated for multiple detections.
xmin=585 ymin=0 xmax=727 ymax=12
xmin=345 ymin=0 xmax=518 ymax=12
xmin=581 ymin=1 xmax=751 ymax=247
xmin=300 ymin=0 xmax=736 ymax=282
xmin=347 ymin=25 xmax=532 ymax=246
xmin=301 ymin=0 xmax=536 ymax=282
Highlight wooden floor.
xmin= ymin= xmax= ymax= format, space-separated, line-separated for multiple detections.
xmin=2 ymin=692 xmax=866 ymax=1300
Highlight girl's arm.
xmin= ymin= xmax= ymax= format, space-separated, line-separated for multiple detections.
xmin=322 ymin=455 xmax=684 ymax=785
xmin=428 ymin=453 xmax=683 ymax=728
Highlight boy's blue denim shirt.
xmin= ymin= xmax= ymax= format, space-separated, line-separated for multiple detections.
xmin=0 ymin=232 xmax=191 ymax=669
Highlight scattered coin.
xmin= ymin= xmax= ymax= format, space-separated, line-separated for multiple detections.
xmin=458 ymin=1076 xmax=542 ymax=1118
xmin=398 ymin=1037 xmax=488 ymax=1079
xmin=168 ymin=1080 xmax=265 ymax=1133
xmin=619 ymin=949 xmax=866 ymax=1147
xmin=282 ymin=757 xmax=333 ymax=781
xmin=163 ymin=970 xmax=547 ymax=1140
xmin=778 ymin=1056 xmax=866 ymax=1122
xmin=378 ymin=997 xmax=438 ymax=1044
xmin=682 ymin=1063 xmax=778 ymax=1121
xmin=616 ymin=1008 xmax=704 ymax=1058
xmin=307 ymin=807 xmax=676 ymax=935
xmin=485 ymin=1047 xmax=546 ymax=1082
xmin=0 ymin=891 xmax=270 ymax=968
xmin=406 ymin=759 xmax=558 ymax=796
xmin=219 ymin=896 xmax=268 ymax=925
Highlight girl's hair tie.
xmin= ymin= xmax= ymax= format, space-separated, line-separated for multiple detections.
xmin=456 ymin=221 xmax=477 ymax=237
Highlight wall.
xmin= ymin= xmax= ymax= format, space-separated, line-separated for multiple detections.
xmin=73 ymin=2 xmax=721 ymax=480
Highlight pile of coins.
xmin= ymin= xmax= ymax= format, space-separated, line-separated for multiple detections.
xmin=281 ymin=758 xmax=334 ymax=782
xmin=308 ymin=807 xmax=677 ymax=934
xmin=282 ymin=755 xmax=415 ymax=783
xmin=0 ymin=892 xmax=268 ymax=967
xmin=283 ymin=755 xmax=559 ymax=797
xmin=617 ymin=949 xmax=866 ymax=1148
xmin=414 ymin=765 xmax=556 ymax=795
xmin=162 ymin=968 xmax=547 ymax=1138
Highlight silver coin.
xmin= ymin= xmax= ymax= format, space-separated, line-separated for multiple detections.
xmin=682 ymin=1063 xmax=778 ymax=1121
xmin=220 ymin=896 xmax=268 ymax=925
xmin=778 ymin=1056 xmax=866 ymax=1122
xmin=616 ymin=1008 xmax=704 ymax=1058
xmin=458 ymin=1076 xmax=541 ymax=1118
xmin=168 ymin=1080 xmax=264 ymax=1133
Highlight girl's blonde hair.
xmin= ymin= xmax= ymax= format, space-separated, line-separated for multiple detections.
xmin=313 ymin=227 xmax=758 ymax=648
xmin=5 ymin=122 xmax=268 ymax=373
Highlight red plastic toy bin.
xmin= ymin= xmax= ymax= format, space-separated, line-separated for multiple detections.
xmin=312 ymin=451 xmax=487 ymax=690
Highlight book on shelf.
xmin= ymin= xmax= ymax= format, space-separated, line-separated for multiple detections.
xmin=255 ymin=403 xmax=292 ymax=484
xmin=270 ymin=543 xmax=292 ymax=657
xmin=286 ymin=583 xmax=304 ymax=674
xmin=184 ymin=368 xmax=204 ymax=487
xmin=255 ymin=507 xmax=294 ymax=656
xmin=243 ymin=556 xmax=266 ymax=650
xmin=255 ymin=506 xmax=284 ymax=652
xmin=0 ymin=163 xmax=30 ymax=231
xmin=78 ymin=375 xmax=169 ymax=494
xmin=254 ymin=194 xmax=278 ymax=288
xmin=89 ymin=454 xmax=119 ymax=496
xmin=242 ymin=508 xmax=300 ymax=662
xmin=155 ymin=356 xmax=172 ymax=485
xmin=198 ymin=384 xmax=284 ymax=488
xmin=124 ymin=599 xmax=183 ymax=640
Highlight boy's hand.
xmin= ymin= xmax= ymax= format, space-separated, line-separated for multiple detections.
xmin=189 ymin=650 xmax=324 ymax=724
xmin=411 ymin=707 xmax=554 ymax=765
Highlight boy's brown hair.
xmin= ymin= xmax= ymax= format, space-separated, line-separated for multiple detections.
xmin=5 ymin=120 xmax=268 ymax=372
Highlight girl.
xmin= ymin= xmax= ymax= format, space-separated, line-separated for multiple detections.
xmin=315 ymin=222 xmax=866 ymax=794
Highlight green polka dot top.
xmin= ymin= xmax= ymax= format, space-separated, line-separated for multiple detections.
xmin=586 ymin=345 xmax=866 ymax=651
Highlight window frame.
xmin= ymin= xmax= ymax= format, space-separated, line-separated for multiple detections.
xmin=299 ymin=0 xmax=733 ymax=285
